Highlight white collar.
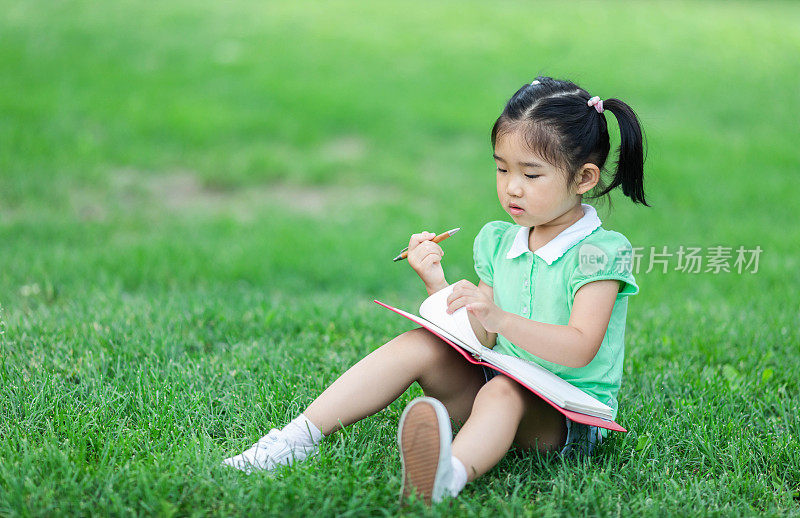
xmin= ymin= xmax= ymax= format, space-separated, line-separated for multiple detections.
xmin=506 ymin=203 xmax=602 ymax=265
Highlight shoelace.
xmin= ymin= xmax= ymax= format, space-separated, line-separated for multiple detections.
xmin=241 ymin=429 xmax=285 ymax=468
xmin=253 ymin=428 xmax=283 ymax=451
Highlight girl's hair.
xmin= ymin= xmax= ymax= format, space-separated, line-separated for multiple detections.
xmin=491 ymin=76 xmax=649 ymax=206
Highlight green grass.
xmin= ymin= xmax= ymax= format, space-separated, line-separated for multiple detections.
xmin=1 ymin=0 xmax=799 ymax=515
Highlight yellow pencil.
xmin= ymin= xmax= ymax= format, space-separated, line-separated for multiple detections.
xmin=393 ymin=228 xmax=461 ymax=262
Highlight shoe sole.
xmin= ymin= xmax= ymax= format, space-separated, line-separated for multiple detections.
xmin=398 ymin=397 xmax=451 ymax=505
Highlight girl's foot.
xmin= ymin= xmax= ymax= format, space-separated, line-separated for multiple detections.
xmin=397 ymin=397 xmax=458 ymax=504
xmin=222 ymin=428 xmax=318 ymax=474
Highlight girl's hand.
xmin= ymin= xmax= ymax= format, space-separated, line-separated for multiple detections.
xmin=446 ymin=279 xmax=506 ymax=334
xmin=407 ymin=231 xmax=447 ymax=293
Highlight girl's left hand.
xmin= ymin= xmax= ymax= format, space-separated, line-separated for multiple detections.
xmin=446 ymin=279 xmax=506 ymax=334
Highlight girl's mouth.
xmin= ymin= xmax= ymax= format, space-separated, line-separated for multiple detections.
xmin=508 ymin=204 xmax=524 ymax=215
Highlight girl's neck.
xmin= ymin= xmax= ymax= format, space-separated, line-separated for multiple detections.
xmin=528 ymin=203 xmax=585 ymax=253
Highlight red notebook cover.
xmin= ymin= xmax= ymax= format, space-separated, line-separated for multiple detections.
xmin=374 ymin=299 xmax=626 ymax=433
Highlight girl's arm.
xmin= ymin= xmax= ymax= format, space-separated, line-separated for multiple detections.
xmin=446 ymin=279 xmax=620 ymax=368
xmin=496 ymin=280 xmax=620 ymax=368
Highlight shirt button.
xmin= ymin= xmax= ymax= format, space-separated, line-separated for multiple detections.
xmin=522 ymin=305 xmax=529 ymax=313
xmin=523 ymin=280 xmax=530 ymax=288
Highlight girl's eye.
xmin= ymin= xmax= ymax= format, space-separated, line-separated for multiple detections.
xmin=525 ymin=174 xmax=540 ymax=179
xmin=496 ymin=168 xmax=507 ymax=173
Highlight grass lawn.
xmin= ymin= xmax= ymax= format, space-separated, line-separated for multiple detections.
xmin=1 ymin=0 xmax=799 ymax=515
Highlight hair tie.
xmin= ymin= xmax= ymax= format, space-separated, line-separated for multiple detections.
xmin=587 ymin=96 xmax=604 ymax=113
xmin=530 ymin=80 xmax=540 ymax=85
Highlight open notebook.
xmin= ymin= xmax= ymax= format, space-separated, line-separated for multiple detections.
xmin=374 ymin=285 xmax=625 ymax=432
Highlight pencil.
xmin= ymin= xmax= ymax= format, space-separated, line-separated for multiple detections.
xmin=393 ymin=228 xmax=461 ymax=262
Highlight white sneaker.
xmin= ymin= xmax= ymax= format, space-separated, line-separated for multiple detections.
xmin=397 ymin=397 xmax=456 ymax=505
xmin=222 ymin=428 xmax=318 ymax=474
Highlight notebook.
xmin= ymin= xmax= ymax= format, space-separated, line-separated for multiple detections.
xmin=374 ymin=284 xmax=626 ymax=432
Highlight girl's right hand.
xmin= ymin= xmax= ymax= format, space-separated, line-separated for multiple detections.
xmin=407 ymin=231 xmax=447 ymax=292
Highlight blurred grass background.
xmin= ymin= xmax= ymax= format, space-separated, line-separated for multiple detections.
xmin=1 ymin=0 xmax=799 ymax=516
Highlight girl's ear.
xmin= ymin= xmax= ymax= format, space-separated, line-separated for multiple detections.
xmin=574 ymin=163 xmax=600 ymax=194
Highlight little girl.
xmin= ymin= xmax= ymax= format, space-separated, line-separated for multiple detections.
xmin=223 ymin=75 xmax=647 ymax=505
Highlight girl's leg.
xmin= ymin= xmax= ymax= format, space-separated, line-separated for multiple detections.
xmin=223 ymin=327 xmax=483 ymax=473
xmin=450 ymin=374 xmax=567 ymax=481
xmin=303 ymin=327 xmax=485 ymax=436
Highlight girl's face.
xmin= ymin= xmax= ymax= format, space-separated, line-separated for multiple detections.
xmin=493 ymin=130 xmax=580 ymax=228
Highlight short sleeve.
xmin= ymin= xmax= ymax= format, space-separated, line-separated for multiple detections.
xmin=569 ymin=231 xmax=639 ymax=299
xmin=473 ymin=221 xmax=509 ymax=287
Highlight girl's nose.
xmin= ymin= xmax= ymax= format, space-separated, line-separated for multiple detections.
xmin=506 ymin=176 xmax=524 ymax=197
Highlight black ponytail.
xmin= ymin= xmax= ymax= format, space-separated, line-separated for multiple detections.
xmin=491 ymin=76 xmax=650 ymax=207
xmin=596 ymin=98 xmax=649 ymax=206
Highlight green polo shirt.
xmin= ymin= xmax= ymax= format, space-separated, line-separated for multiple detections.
xmin=473 ymin=216 xmax=638 ymax=422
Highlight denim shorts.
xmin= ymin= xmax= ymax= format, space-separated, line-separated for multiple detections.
xmin=481 ymin=366 xmax=602 ymax=457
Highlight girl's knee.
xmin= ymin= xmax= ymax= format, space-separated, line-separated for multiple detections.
xmin=476 ymin=375 xmax=526 ymax=408
xmin=387 ymin=327 xmax=453 ymax=364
